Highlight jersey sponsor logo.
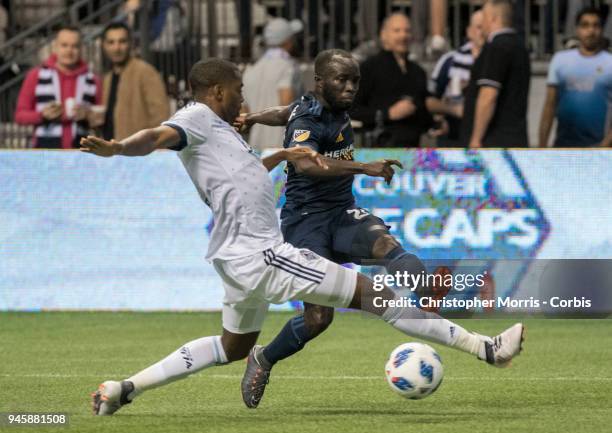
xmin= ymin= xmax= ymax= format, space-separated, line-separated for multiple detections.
xmin=293 ymin=129 xmax=311 ymax=143
xmin=324 ymin=144 xmax=354 ymax=160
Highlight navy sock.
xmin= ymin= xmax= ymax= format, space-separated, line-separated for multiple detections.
xmin=383 ymin=246 xmax=426 ymax=290
xmin=262 ymin=315 xmax=311 ymax=365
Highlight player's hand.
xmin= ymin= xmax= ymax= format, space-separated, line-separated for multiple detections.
xmin=363 ymin=159 xmax=403 ymax=184
xmin=79 ymin=135 xmax=123 ymax=157
xmin=283 ymin=146 xmax=328 ymax=169
xmin=41 ymin=103 xmax=63 ymax=121
xmin=388 ymin=99 xmax=416 ymax=121
xmin=233 ymin=113 xmax=254 ymax=134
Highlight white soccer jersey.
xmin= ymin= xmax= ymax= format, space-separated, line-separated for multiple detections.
xmin=162 ymin=102 xmax=283 ymax=261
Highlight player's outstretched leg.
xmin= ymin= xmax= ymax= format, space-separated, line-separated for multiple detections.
xmin=91 ymin=330 xmax=258 ymax=415
xmin=349 ymin=273 xmax=524 ymax=367
xmin=241 ymin=303 xmax=333 ymax=408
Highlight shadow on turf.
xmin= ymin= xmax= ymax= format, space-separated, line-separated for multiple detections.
xmin=113 ymin=409 xmax=506 ymax=426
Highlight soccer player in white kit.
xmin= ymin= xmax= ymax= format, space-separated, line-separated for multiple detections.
xmin=81 ymin=59 xmax=524 ymax=415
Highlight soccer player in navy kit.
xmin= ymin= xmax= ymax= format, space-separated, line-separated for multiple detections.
xmin=82 ymin=58 xmax=523 ymax=416
xmin=238 ymin=49 xmax=445 ymax=408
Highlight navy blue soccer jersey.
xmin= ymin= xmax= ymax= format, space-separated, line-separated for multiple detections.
xmin=281 ymin=93 xmax=355 ymax=219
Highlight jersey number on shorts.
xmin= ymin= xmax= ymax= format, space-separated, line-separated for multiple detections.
xmin=347 ymin=208 xmax=370 ymax=221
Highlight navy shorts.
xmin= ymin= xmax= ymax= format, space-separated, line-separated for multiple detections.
xmin=280 ymin=205 xmax=389 ymax=265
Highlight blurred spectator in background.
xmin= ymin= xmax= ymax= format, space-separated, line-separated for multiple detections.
xmin=429 ymin=0 xmax=450 ymax=57
xmin=461 ymin=0 xmax=530 ymax=148
xmin=150 ymin=0 xmax=189 ymax=83
xmin=14 ymin=25 xmax=102 ymax=149
xmin=539 ymin=8 xmax=612 ymax=148
xmin=565 ymin=1 xmax=612 ymax=45
xmin=427 ymin=9 xmax=485 ymax=146
xmin=243 ymin=18 xmax=304 ymax=150
xmin=101 ymin=22 xmax=169 ymax=141
xmin=0 ymin=4 xmax=7 ymax=46
xmin=409 ymin=0 xmax=449 ymax=59
xmin=351 ymin=13 xmax=434 ymax=148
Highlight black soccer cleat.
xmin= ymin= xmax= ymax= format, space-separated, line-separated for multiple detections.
xmin=241 ymin=345 xmax=272 ymax=409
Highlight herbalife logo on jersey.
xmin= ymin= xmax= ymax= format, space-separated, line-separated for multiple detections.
xmin=353 ymin=149 xmax=550 ymax=260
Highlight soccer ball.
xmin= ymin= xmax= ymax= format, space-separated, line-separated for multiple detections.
xmin=384 ymin=342 xmax=444 ymax=399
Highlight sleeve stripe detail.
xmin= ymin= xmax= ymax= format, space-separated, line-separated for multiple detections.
xmin=163 ymin=122 xmax=188 ymax=151
xmin=477 ymin=79 xmax=502 ymax=89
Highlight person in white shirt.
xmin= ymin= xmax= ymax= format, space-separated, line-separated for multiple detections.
xmin=243 ymin=18 xmax=304 ymax=150
xmin=81 ymin=58 xmax=524 ymax=415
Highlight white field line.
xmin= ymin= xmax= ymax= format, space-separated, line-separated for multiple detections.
xmin=1 ymin=373 xmax=612 ymax=382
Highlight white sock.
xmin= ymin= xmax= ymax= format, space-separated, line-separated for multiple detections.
xmin=126 ymin=335 xmax=227 ymax=399
xmin=382 ymin=301 xmax=488 ymax=359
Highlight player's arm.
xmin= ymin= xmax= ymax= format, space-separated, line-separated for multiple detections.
xmin=80 ymin=125 xmax=180 ymax=157
xmin=234 ymin=105 xmax=291 ymax=133
xmin=287 ymin=119 xmax=402 ymax=183
xmin=261 ymin=146 xmax=328 ymax=172
xmin=292 ymin=155 xmax=402 ymax=185
xmin=538 ymin=86 xmax=558 ymax=148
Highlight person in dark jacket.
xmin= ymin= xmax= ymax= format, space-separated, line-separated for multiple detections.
xmin=350 ymin=13 xmax=434 ymax=148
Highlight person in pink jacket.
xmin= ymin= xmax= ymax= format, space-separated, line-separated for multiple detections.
xmin=15 ymin=25 xmax=102 ymax=148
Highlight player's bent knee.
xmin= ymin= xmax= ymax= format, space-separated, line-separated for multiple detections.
xmin=221 ymin=329 xmax=259 ymax=362
xmin=348 ymin=273 xmax=393 ymax=316
xmin=371 ymin=234 xmax=401 ymax=259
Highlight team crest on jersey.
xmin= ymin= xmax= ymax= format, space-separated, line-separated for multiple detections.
xmin=293 ymin=129 xmax=311 ymax=142
xmin=300 ymin=249 xmax=318 ymax=261
xmin=336 ymin=132 xmax=344 ymax=143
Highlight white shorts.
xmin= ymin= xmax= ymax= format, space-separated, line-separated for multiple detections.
xmin=212 ymin=242 xmax=358 ymax=334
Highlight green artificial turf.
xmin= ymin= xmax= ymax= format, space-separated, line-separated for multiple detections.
xmin=1 ymin=312 xmax=611 ymax=433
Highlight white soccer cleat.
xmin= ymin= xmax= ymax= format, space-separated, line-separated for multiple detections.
xmin=480 ymin=323 xmax=525 ymax=368
xmin=91 ymin=380 xmax=134 ymax=416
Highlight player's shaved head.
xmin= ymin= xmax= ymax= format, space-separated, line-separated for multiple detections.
xmin=313 ymin=49 xmax=360 ymax=112
xmin=314 ymin=49 xmax=357 ymax=80
xmin=188 ymin=58 xmax=241 ymax=95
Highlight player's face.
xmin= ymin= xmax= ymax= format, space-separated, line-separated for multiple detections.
xmin=102 ymin=28 xmax=131 ymax=65
xmin=320 ymin=58 xmax=360 ymax=112
xmin=577 ymin=14 xmax=603 ymax=51
xmin=54 ymin=30 xmax=81 ymax=70
xmin=222 ymin=76 xmax=244 ymax=122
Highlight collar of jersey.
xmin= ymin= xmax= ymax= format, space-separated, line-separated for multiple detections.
xmin=190 ymin=101 xmax=231 ymax=128
xmin=302 ymin=92 xmax=325 ymax=118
